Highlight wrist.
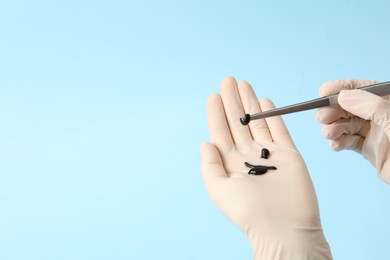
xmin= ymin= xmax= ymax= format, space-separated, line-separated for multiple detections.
xmin=249 ymin=227 xmax=332 ymax=260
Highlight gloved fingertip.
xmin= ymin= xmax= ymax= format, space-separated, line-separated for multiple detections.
xmin=207 ymin=93 xmax=222 ymax=107
xmin=329 ymin=140 xmax=343 ymax=152
xmin=315 ymin=107 xmax=339 ymax=124
xmin=318 ymin=81 xmax=333 ymax=97
xmin=221 ymin=76 xmax=237 ymax=88
xmin=319 ymin=79 xmax=347 ymax=97
xmin=259 ymin=97 xmax=276 ymax=111
xmin=315 ymin=108 xmax=327 ymax=123
xmin=321 ymin=126 xmax=332 ymax=140
xmin=337 ymin=89 xmax=353 ymax=107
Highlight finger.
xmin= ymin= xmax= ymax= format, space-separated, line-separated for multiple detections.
xmin=319 ymin=79 xmax=377 ymax=97
xmin=338 ymin=89 xmax=390 ymax=136
xmin=260 ymin=98 xmax=295 ymax=147
xmin=316 ymin=106 xmax=352 ymax=124
xmin=200 ymin=142 xmax=227 ymax=188
xmin=322 ymin=117 xmax=370 ymax=140
xmin=207 ymin=93 xmax=234 ymax=151
xmin=237 ymin=80 xmax=272 ymax=143
xmin=220 ymin=77 xmax=252 ymax=145
xmin=329 ymin=135 xmax=364 ymax=153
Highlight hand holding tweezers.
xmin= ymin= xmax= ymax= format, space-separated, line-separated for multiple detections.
xmin=240 ymin=81 xmax=390 ymax=125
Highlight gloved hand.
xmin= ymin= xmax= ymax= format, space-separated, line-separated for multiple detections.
xmin=316 ymin=79 xmax=390 ymax=184
xmin=201 ymin=77 xmax=332 ymax=259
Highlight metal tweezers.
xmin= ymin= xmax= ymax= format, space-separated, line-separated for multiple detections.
xmin=240 ymin=81 xmax=390 ymax=125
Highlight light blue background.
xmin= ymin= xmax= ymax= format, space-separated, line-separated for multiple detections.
xmin=1 ymin=0 xmax=389 ymax=259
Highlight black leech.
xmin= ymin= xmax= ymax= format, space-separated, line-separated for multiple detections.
xmin=248 ymin=167 xmax=268 ymax=175
xmin=244 ymin=162 xmax=277 ymax=176
xmin=261 ymin=148 xmax=270 ymax=159
xmin=240 ymin=114 xmax=251 ymax=125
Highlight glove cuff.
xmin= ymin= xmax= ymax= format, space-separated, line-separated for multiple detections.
xmin=249 ymin=227 xmax=332 ymax=260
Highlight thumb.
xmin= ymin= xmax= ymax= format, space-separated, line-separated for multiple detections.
xmin=200 ymin=143 xmax=227 ymax=188
xmin=338 ymin=89 xmax=390 ymax=136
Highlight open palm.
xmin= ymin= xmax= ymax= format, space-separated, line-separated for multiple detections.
xmin=201 ymin=77 xmax=331 ymax=259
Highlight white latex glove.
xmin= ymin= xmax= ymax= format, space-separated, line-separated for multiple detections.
xmin=316 ymin=79 xmax=390 ymax=184
xmin=201 ymin=77 xmax=332 ymax=260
